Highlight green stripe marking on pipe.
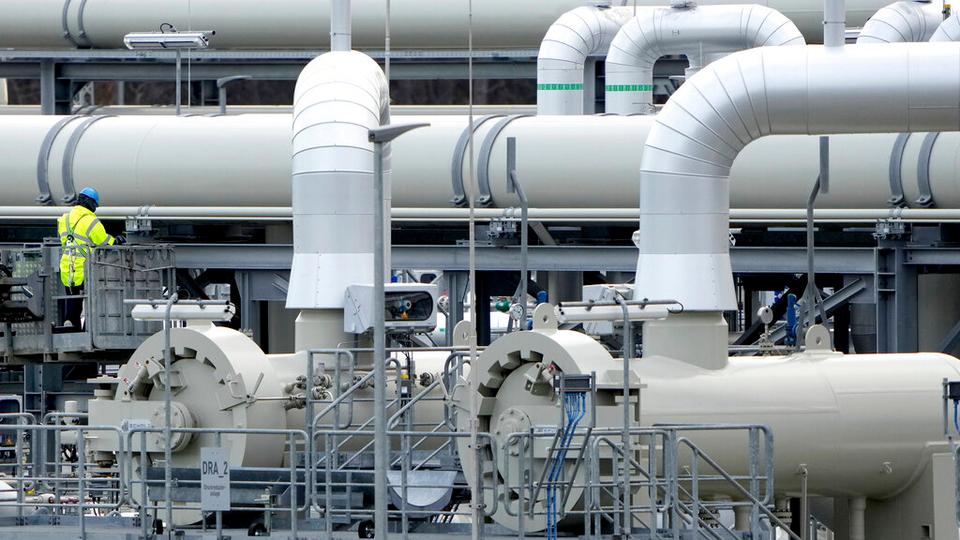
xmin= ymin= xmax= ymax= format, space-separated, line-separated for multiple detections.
xmin=605 ymin=84 xmax=654 ymax=92
xmin=537 ymin=83 xmax=584 ymax=91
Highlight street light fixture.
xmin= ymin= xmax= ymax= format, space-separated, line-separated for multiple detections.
xmin=367 ymin=122 xmax=429 ymax=539
xmin=123 ymin=26 xmax=215 ymax=115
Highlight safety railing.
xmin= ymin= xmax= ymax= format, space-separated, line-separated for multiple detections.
xmin=121 ymin=426 xmax=309 ymax=540
xmin=0 ymin=412 xmax=127 ymax=539
xmin=496 ymin=423 xmax=782 ymax=540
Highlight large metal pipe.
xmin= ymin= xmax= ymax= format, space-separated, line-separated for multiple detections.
xmin=604 ymin=4 xmax=804 ymax=114
xmin=289 ymin=51 xmax=389 ymax=351
xmin=0 ymin=0 xmax=904 ymax=49
xmin=536 ymin=5 xmax=634 ymax=115
xmin=331 ymin=0 xmax=352 ymax=51
xmin=6 ymin=114 xmax=960 ymax=211
xmin=855 ymin=0 xmax=943 ymax=43
xmin=635 ymin=43 xmax=960 ymax=315
xmin=931 ymin=9 xmax=960 ymax=40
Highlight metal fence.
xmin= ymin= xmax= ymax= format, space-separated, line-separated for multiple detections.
xmin=0 ymin=345 xmax=807 ymax=540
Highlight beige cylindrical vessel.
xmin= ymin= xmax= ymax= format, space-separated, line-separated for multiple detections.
xmin=453 ymin=320 xmax=960 ymax=532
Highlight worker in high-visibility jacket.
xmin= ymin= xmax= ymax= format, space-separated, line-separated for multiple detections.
xmin=57 ymin=187 xmax=124 ymax=328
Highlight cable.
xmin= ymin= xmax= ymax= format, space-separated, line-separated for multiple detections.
xmin=546 ymin=391 xmax=586 ymax=540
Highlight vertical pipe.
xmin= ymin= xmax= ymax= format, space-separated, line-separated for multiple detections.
xmin=824 ymin=0 xmax=846 ymax=46
xmin=849 ymin=496 xmax=866 ymax=540
xmin=373 ymin=141 xmax=388 ymax=539
xmin=733 ymin=505 xmax=751 ymax=531
xmin=385 ymin=0 xmax=391 ymax=82
xmin=163 ymin=293 xmax=177 ymax=540
xmin=175 ymin=50 xmax=182 ymax=116
xmin=799 ymin=466 xmax=809 ymax=540
xmin=331 ymin=0 xmax=352 ymax=52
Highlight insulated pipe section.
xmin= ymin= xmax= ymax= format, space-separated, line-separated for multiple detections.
xmin=931 ymin=10 xmax=960 ymax=40
xmin=8 ymin=114 xmax=960 ymax=210
xmin=330 ymin=0 xmax=352 ymax=51
xmin=0 ymin=0 xmax=901 ymax=49
xmin=636 ymin=43 xmax=960 ymax=313
xmin=536 ymin=5 xmax=634 ymax=115
xmin=288 ymin=51 xmax=389 ymax=311
xmin=604 ymin=4 xmax=805 ymax=115
xmin=855 ymin=0 xmax=943 ymax=43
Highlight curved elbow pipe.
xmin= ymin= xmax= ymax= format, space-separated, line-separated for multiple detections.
xmin=605 ymin=4 xmax=804 ymax=115
xmin=931 ymin=11 xmax=960 ymax=40
xmin=856 ymin=1 xmax=943 ymax=43
xmin=636 ymin=43 xmax=960 ymax=312
xmin=288 ymin=50 xmax=390 ymax=310
xmin=536 ymin=5 xmax=633 ymax=115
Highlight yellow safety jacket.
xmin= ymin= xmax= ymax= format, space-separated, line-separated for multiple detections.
xmin=57 ymin=205 xmax=115 ymax=287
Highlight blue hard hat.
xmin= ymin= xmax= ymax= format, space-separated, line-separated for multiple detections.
xmin=78 ymin=187 xmax=100 ymax=205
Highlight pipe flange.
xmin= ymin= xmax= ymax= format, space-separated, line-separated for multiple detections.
xmin=492 ymin=407 xmax=532 ymax=457
xmin=150 ymin=401 xmax=196 ymax=452
xmin=451 ymin=328 xmax=618 ymax=532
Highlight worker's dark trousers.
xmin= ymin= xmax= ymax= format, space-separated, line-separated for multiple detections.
xmin=62 ymin=285 xmax=84 ymax=329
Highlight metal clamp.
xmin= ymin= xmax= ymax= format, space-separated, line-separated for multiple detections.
xmin=450 ymin=114 xmax=504 ymax=207
xmin=916 ymin=132 xmax=940 ymax=208
xmin=60 ymin=0 xmax=92 ymax=47
xmin=36 ymin=116 xmax=83 ymax=205
xmin=477 ymin=114 xmax=532 ymax=207
xmin=887 ymin=133 xmax=911 ymax=207
xmin=60 ymin=115 xmax=115 ymax=205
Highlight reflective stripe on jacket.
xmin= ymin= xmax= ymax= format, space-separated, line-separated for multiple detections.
xmin=57 ymin=205 xmax=115 ymax=287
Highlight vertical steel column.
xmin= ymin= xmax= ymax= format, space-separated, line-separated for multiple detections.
xmin=40 ymin=61 xmax=71 ymax=115
xmin=175 ymin=51 xmax=182 ymax=116
xmin=506 ymin=137 xmax=528 ymax=329
xmin=445 ymin=272 xmax=467 ymax=346
xmin=40 ymin=61 xmax=56 ymax=115
xmin=163 ymin=293 xmax=178 ymax=539
xmin=373 ymin=141 xmax=389 ymax=539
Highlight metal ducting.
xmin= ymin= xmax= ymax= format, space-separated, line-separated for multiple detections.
xmin=931 ymin=9 xmax=960 ymax=40
xmin=855 ymin=0 xmax=943 ymax=43
xmin=0 ymin=0 xmax=907 ymax=49
xmin=536 ymin=5 xmax=634 ymax=115
xmin=288 ymin=51 xmax=389 ymax=322
xmin=636 ymin=43 xmax=960 ymax=314
xmin=604 ymin=4 xmax=804 ymax=115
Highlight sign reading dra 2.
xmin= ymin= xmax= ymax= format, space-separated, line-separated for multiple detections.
xmin=200 ymin=447 xmax=231 ymax=512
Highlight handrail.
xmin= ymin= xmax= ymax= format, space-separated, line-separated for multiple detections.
xmin=677 ymin=436 xmax=801 ymax=540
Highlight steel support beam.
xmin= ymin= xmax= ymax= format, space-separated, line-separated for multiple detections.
xmin=172 ymin=243 xmax=879 ymax=275
xmin=876 ymin=245 xmax=919 ymax=353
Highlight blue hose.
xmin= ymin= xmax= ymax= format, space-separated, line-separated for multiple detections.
xmin=546 ymin=392 xmax=586 ymax=540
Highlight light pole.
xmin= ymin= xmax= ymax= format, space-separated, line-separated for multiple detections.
xmin=368 ymin=122 xmax=429 ymax=538
xmin=123 ymin=27 xmax=214 ymax=115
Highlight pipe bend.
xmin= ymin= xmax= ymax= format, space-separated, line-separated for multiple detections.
xmin=857 ymin=1 xmax=943 ymax=43
xmin=289 ymin=50 xmax=390 ymax=311
xmin=604 ymin=5 xmax=803 ymax=115
xmin=931 ymin=11 xmax=960 ymax=41
xmin=636 ymin=43 xmax=960 ymax=312
xmin=536 ymin=5 xmax=633 ymax=115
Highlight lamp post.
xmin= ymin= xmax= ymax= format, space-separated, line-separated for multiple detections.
xmin=128 ymin=298 xmax=234 ymax=538
xmin=368 ymin=122 xmax=429 ymax=538
xmin=123 ymin=28 xmax=214 ymax=115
